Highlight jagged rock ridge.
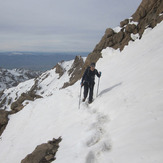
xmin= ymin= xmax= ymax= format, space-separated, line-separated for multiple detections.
xmin=84 ymin=0 xmax=163 ymax=69
xmin=62 ymin=56 xmax=84 ymax=88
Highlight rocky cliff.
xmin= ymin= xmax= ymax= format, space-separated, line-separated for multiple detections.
xmin=84 ymin=0 xmax=163 ymax=70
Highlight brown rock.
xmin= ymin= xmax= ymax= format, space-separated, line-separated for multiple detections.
xmin=45 ymin=154 xmax=54 ymax=161
xmin=0 ymin=97 xmax=7 ymax=108
xmin=21 ymin=144 xmax=53 ymax=163
xmin=105 ymin=28 xmax=114 ymax=38
xmin=62 ymin=56 xmax=84 ymax=88
xmin=106 ymin=37 xmax=114 ymax=47
xmin=119 ymin=33 xmax=132 ymax=51
xmin=11 ymin=85 xmax=42 ymax=111
xmin=21 ymin=137 xmax=62 ymax=163
xmin=0 ymin=110 xmax=8 ymax=125
xmin=55 ymin=62 xmax=65 ymax=79
xmin=113 ymin=31 xmax=124 ymax=43
xmin=120 ymin=19 xmax=129 ymax=27
xmin=132 ymin=0 xmax=153 ymax=21
xmin=132 ymin=0 xmax=163 ymax=36
xmin=125 ymin=24 xmax=137 ymax=33
xmin=0 ymin=110 xmax=9 ymax=136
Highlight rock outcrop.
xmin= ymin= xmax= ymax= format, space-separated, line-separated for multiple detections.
xmin=62 ymin=56 xmax=84 ymax=88
xmin=54 ymin=61 xmax=65 ymax=79
xmin=10 ymin=79 xmax=42 ymax=114
xmin=21 ymin=137 xmax=62 ymax=163
xmin=0 ymin=110 xmax=9 ymax=136
xmin=51 ymin=0 xmax=163 ymax=88
xmin=132 ymin=0 xmax=163 ymax=30
xmin=83 ymin=0 xmax=163 ymax=71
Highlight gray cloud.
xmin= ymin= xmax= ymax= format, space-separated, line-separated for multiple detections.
xmin=0 ymin=0 xmax=141 ymax=52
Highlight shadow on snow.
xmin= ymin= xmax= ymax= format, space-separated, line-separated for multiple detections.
xmin=98 ymin=82 xmax=122 ymax=97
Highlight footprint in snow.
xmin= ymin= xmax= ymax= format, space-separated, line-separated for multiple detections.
xmin=86 ymin=127 xmax=103 ymax=147
xmin=85 ymin=151 xmax=97 ymax=163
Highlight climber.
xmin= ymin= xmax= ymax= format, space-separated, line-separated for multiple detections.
xmin=81 ymin=62 xmax=101 ymax=104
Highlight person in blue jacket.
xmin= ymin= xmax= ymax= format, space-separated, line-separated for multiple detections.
xmin=81 ymin=63 xmax=101 ymax=103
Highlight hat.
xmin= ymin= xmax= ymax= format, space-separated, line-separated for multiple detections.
xmin=90 ymin=62 xmax=96 ymax=67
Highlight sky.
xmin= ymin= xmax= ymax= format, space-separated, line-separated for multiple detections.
xmin=0 ymin=0 xmax=142 ymax=52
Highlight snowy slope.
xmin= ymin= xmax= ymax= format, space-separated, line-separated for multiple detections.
xmin=0 ymin=22 xmax=163 ymax=163
xmin=0 ymin=68 xmax=41 ymax=92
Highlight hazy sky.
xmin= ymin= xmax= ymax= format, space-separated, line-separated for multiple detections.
xmin=0 ymin=0 xmax=142 ymax=52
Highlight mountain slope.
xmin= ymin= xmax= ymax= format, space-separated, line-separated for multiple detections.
xmin=0 ymin=20 xmax=163 ymax=163
xmin=62 ymin=0 xmax=163 ymax=87
xmin=0 ymin=68 xmax=41 ymax=92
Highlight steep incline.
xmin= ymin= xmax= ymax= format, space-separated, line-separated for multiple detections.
xmin=84 ymin=0 xmax=163 ymax=68
xmin=0 ymin=21 xmax=162 ymax=163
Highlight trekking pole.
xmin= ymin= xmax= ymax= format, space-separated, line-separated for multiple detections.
xmin=78 ymin=86 xmax=82 ymax=109
xmin=96 ymin=77 xmax=100 ymax=97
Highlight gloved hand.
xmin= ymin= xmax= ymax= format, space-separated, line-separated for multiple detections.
xmin=99 ymin=71 xmax=102 ymax=77
xmin=80 ymin=82 xmax=84 ymax=87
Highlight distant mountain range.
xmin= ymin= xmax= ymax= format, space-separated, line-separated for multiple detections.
xmin=0 ymin=68 xmax=41 ymax=92
xmin=0 ymin=52 xmax=89 ymax=71
xmin=0 ymin=52 xmax=88 ymax=92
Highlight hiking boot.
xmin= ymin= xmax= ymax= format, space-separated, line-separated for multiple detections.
xmin=88 ymin=100 xmax=93 ymax=104
xmin=82 ymin=98 xmax=86 ymax=102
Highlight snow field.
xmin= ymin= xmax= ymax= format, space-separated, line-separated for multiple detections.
xmin=0 ymin=22 xmax=163 ymax=163
xmin=93 ymin=22 xmax=163 ymax=163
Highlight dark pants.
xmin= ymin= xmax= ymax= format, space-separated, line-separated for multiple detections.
xmin=83 ymin=82 xmax=95 ymax=102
